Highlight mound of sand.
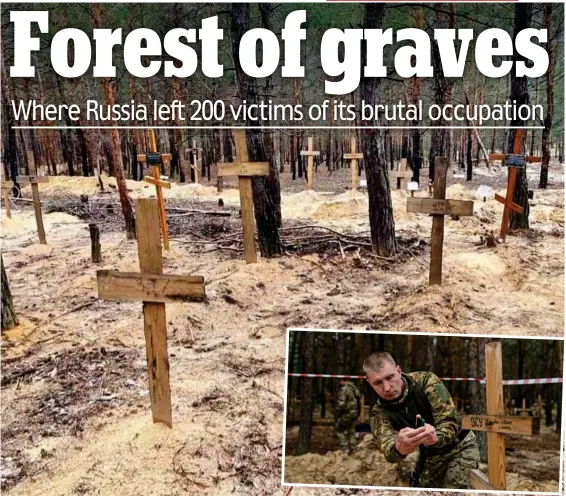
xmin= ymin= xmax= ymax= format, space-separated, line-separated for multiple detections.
xmin=284 ymin=436 xmax=413 ymax=487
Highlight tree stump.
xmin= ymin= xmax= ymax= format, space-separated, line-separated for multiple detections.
xmin=1 ymin=255 xmax=18 ymax=331
xmin=89 ymin=223 xmax=102 ymax=263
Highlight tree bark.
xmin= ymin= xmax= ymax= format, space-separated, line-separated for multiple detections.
xmin=1 ymin=255 xmax=18 ymax=331
xmin=468 ymin=337 xmax=488 ymax=461
xmin=509 ymin=4 xmax=532 ymax=229
xmin=92 ymin=5 xmax=136 ymax=239
xmin=230 ymin=4 xmax=282 ymax=256
xmin=360 ymin=4 xmax=396 ymax=257
xmin=296 ymin=332 xmax=315 ymax=455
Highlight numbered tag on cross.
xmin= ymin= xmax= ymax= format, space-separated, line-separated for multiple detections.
xmin=97 ymin=198 xmax=206 ymax=428
xmin=407 ymin=157 xmax=474 ymax=285
xmin=489 ymin=130 xmax=540 ymax=241
xmin=466 ymin=342 xmax=540 ymax=490
xmin=343 ymin=136 xmax=364 ymax=192
xmin=300 ymin=137 xmax=320 ymax=190
xmin=216 ymin=129 xmax=269 ymax=264
xmin=16 ymin=151 xmax=49 ymax=244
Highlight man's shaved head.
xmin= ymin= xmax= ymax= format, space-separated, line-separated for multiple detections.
xmin=363 ymin=352 xmax=397 ymax=374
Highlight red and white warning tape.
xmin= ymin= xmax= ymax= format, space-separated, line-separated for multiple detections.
xmin=287 ymin=373 xmax=563 ymax=386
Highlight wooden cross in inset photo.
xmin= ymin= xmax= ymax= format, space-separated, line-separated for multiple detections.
xmin=467 ymin=342 xmax=540 ymax=490
xmin=216 ymin=129 xmax=269 ymax=264
xmin=490 ymin=130 xmax=539 ymax=241
xmin=300 ymin=137 xmax=320 ymax=190
xmin=407 ymin=157 xmax=474 ymax=285
xmin=17 ymin=151 xmax=49 ymax=244
xmin=389 ymin=158 xmax=413 ymax=190
xmin=343 ymin=136 xmax=364 ymax=192
xmin=97 ymin=198 xmax=205 ymax=428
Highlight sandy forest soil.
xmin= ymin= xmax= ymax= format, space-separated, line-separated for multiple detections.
xmin=284 ymin=424 xmax=561 ymax=492
xmin=1 ymin=161 xmax=564 ymax=495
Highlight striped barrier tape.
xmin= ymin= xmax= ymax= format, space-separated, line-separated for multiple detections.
xmin=287 ymin=373 xmax=563 ymax=385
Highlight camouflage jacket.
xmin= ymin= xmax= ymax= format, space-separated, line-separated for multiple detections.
xmin=369 ymin=372 xmax=461 ymax=463
xmin=336 ymin=382 xmax=360 ymax=416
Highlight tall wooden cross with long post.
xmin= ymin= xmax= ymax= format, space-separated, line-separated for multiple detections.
xmin=17 ymin=151 xmax=49 ymax=244
xmin=465 ymin=342 xmax=540 ymax=490
xmin=97 ymin=198 xmax=205 ymax=427
xmin=343 ymin=136 xmax=363 ymax=192
xmin=407 ymin=157 xmax=474 ymax=285
xmin=216 ymin=129 xmax=269 ymax=264
xmin=300 ymin=137 xmax=320 ymax=190
xmin=140 ymin=129 xmax=172 ymax=250
xmin=489 ymin=129 xmax=541 ymax=241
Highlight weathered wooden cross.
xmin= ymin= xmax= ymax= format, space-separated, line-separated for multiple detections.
xmin=143 ymin=168 xmax=171 ymax=251
xmin=407 ymin=157 xmax=474 ymax=285
xmin=140 ymin=129 xmax=172 ymax=251
xmin=300 ymin=137 xmax=320 ymax=190
xmin=343 ymin=136 xmax=364 ymax=192
xmin=97 ymin=198 xmax=205 ymax=427
xmin=466 ymin=342 xmax=540 ymax=490
xmin=489 ymin=130 xmax=540 ymax=241
xmin=17 ymin=151 xmax=49 ymax=244
xmin=389 ymin=158 xmax=413 ymax=190
xmin=2 ymin=179 xmax=14 ymax=219
xmin=216 ymin=129 xmax=269 ymax=264
xmin=186 ymin=139 xmax=202 ymax=184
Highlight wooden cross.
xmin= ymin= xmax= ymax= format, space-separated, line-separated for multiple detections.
xmin=143 ymin=168 xmax=171 ymax=251
xmin=489 ymin=130 xmax=539 ymax=241
xmin=389 ymin=158 xmax=413 ymax=190
xmin=217 ymin=129 xmax=269 ymax=264
xmin=407 ymin=157 xmax=474 ymax=285
xmin=300 ymin=137 xmax=320 ymax=190
xmin=467 ymin=342 xmax=540 ymax=490
xmin=17 ymin=151 xmax=49 ymax=244
xmin=185 ymin=139 xmax=203 ymax=184
xmin=97 ymin=198 xmax=205 ymax=427
xmin=137 ymin=129 xmax=172 ymax=173
xmin=2 ymin=180 xmax=14 ymax=219
xmin=343 ymin=136 xmax=364 ymax=192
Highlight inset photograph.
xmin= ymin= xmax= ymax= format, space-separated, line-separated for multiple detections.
xmin=282 ymin=329 xmax=564 ymax=492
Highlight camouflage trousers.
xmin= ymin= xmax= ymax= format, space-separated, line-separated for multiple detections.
xmin=418 ymin=431 xmax=480 ymax=489
xmin=336 ymin=416 xmax=357 ymax=453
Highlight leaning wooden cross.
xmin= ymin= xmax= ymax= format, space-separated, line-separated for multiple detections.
xmin=389 ymin=158 xmax=413 ymax=190
xmin=141 ymin=130 xmax=172 ymax=251
xmin=217 ymin=129 xmax=269 ymax=264
xmin=343 ymin=136 xmax=364 ymax=192
xmin=17 ymin=151 xmax=49 ymax=244
xmin=2 ymin=179 xmax=14 ymax=219
xmin=300 ymin=137 xmax=320 ymax=190
xmin=407 ymin=157 xmax=474 ymax=285
xmin=466 ymin=342 xmax=540 ymax=490
xmin=97 ymin=198 xmax=205 ymax=427
xmin=489 ymin=130 xmax=540 ymax=241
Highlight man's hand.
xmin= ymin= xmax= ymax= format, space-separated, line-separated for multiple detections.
xmin=421 ymin=424 xmax=438 ymax=446
xmin=395 ymin=425 xmax=438 ymax=455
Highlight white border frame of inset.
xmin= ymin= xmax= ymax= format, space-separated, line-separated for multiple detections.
xmin=281 ymin=328 xmax=565 ymax=495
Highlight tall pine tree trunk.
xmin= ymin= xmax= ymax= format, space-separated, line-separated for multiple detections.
xmin=539 ymin=4 xmax=555 ymax=189
xmin=509 ymin=4 xmax=532 ymax=229
xmin=1 ymin=256 xmax=17 ymax=331
xmin=92 ymin=4 xmax=136 ymax=239
xmin=360 ymin=4 xmax=396 ymax=257
xmin=230 ymin=4 xmax=281 ymax=256
xmin=468 ymin=337 xmax=488 ymax=460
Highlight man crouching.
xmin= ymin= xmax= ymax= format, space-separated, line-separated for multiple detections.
xmin=363 ymin=352 xmax=480 ymax=488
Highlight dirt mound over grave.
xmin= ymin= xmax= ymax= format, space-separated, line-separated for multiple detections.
xmin=283 ymin=436 xmax=413 ymax=487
